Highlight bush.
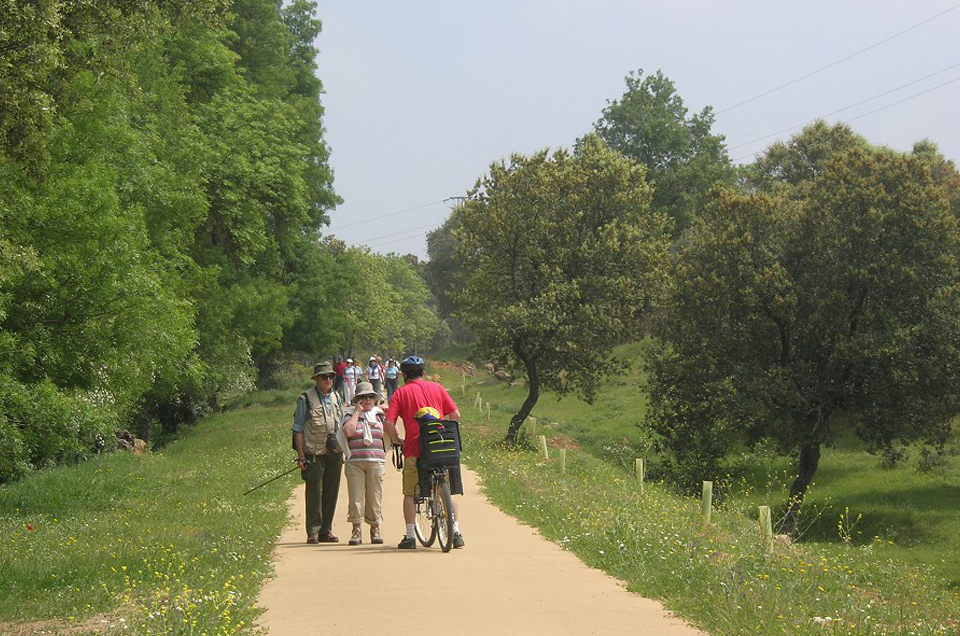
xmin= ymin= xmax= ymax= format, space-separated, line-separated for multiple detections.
xmin=0 ymin=376 xmax=117 ymax=483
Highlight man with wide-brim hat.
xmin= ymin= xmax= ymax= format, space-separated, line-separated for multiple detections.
xmin=292 ymin=362 xmax=345 ymax=543
xmin=340 ymin=381 xmax=387 ymax=545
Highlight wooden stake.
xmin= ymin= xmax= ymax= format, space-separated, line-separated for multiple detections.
xmin=529 ymin=417 xmax=537 ymax=438
xmin=539 ymin=435 xmax=549 ymax=459
xmin=460 ymin=384 xmax=465 ymax=397
xmin=635 ymin=458 xmax=645 ymax=494
xmin=560 ymin=448 xmax=567 ymax=474
xmin=759 ymin=505 xmax=773 ymax=553
xmin=487 ymin=402 xmax=491 ymax=421
xmin=475 ymin=392 xmax=481 ymax=410
xmin=701 ymin=481 xmax=713 ymax=525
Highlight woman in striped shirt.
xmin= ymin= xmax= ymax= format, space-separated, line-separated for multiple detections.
xmin=340 ymin=382 xmax=386 ymax=545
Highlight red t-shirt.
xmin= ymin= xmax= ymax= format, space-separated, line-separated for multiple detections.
xmin=334 ymin=361 xmax=347 ymax=378
xmin=386 ymin=378 xmax=458 ymax=457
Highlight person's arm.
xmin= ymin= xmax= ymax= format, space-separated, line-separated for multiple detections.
xmin=384 ymin=418 xmax=403 ymax=446
xmin=444 ymin=408 xmax=462 ymax=422
xmin=293 ymin=397 xmax=308 ymax=469
xmin=342 ymin=406 xmax=361 ymax=437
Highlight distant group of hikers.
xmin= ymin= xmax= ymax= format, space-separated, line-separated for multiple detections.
xmin=332 ymin=354 xmax=401 ymax=404
xmin=291 ymin=355 xmax=464 ymax=549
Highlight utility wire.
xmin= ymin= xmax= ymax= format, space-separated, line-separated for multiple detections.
xmin=729 ymin=62 xmax=960 ymax=152
xmin=732 ymin=74 xmax=960 ymax=163
xmin=365 ymin=223 xmax=444 ymax=249
xmin=359 ymin=221 xmax=444 ymax=245
xmin=716 ymin=2 xmax=960 ymax=115
xmin=327 ymin=199 xmax=447 ymax=233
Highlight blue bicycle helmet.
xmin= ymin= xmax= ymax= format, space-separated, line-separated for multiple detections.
xmin=400 ymin=355 xmax=425 ymax=372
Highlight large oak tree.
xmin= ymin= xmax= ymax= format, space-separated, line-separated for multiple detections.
xmin=454 ymin=135 xmax=672 ymax=443
xmin=647 ymin=127 xmax=960 ymax=525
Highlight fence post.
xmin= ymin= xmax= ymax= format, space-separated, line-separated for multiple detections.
xmin=487 ymin=402 xmax=491 ymax=422
xmin=475 ymin=392 xmax=482 ymax=410
xmin=559 ymin=448 xmax=566 ymax=473
xmin=460 ymin=384 xmax=465 ymax=397
xmin=759 ymin=506 xmax=773 ymax=552
xmin=635 ymin=458 xmax=645 ymax=494
xmin=530 ymin=417 xmax=537 ymax=438
xmin=701 ymin=481 xmax=713 ymax=525
xmin=539 ymin=435 xmax=549 ymax=459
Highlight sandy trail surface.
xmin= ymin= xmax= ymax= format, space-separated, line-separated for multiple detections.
xmin=257 ymin=453 xmax=705 ymax=636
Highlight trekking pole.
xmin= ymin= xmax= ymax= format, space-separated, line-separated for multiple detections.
xmin=243 ymin=462 xmax=300 ymax=495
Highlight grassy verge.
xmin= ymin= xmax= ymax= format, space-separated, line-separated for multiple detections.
xmin=0 ymin=388 xmax=298 ymax=636
xmin=437 ymin=351 xmax=960 ymax=636
xmin=458 ymin=414 xmax=960 ymax=635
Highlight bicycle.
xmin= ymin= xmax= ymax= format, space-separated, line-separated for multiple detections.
xmin=414 ymin=465 xmax=455 ymax=552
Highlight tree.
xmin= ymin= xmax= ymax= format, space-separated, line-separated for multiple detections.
xmin=454 ymin=135 xmax=673 ymax=443
xmin=594 ymin=69 xmax=735 ymax=235
xmin=744 ymin=120 xmax=869 ymax=191
xmin=423 ymin=209 xmax=472 ymax=343
xmin=647 ymin=137 xmax=960 ymax=526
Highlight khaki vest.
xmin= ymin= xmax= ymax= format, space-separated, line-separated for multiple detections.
xmin=301 ymin=387 xmax=343 ymax=455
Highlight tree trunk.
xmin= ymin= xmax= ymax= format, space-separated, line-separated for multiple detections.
xmin=783 ymin=440 xmax=821 ymax=533
xmin=504 ymin=353 xmax=540 ymax=445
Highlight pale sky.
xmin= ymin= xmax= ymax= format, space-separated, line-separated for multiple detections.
xmin=316 ymin=1 xmax=960 ymax=259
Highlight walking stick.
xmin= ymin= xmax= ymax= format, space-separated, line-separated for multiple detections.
xmin=243 ymin=463 xmax=301 ymax=495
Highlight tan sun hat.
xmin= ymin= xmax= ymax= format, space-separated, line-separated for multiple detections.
xmin=353 ymin=382 xmax=379 ymax=404
xmin=312 ymin=362 xmax=335 ymax=378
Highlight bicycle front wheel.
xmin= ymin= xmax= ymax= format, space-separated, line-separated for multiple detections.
xmin=435 ymin=476 xmax=455 ymax=553
xmin=414 ymin=484 xmax=436 ymax=547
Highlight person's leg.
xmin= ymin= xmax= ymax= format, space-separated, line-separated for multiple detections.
xmin=319 ymin=452 xmax=343 ymax=537
xmin=344 ymin=462 xmax=365 ymax=526
xmin=398 ymin=457 xmax=419 ymax=547
xmin=303 ymin=457 xmax=322 ymax=539
xmin=401 ymin=457 xmax=419 ymax=524
xmin=364 ymin=462 xmax=384 ymax=526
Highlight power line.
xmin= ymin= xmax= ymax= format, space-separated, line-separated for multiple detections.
xmin=728 ymin=62 xmax=960 ymax=152
xmin=326 ymin=199 xmax=447 ymax=233
xmin=365 ymin=223 xmax=444 ymax=250
xmin=358 ymin=221 xmax=443 ymax=245
xmin=716 ymin=2 xmax=960 ymax=115
xmin=732 ymin=74 xmax=960 ymax=163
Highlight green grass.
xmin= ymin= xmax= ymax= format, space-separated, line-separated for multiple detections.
xmin=5 ymin=347 xmax=960 ymax=636
xmin=729 ymin=440 xmax=960 ymax=588
xmin=432 ymin=345 xmax=960 ymax=635
xmin=0 ymin=388 xmax=298 ymax=635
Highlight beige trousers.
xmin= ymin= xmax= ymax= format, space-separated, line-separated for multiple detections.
xmin=344 ymin=461 xmax=385 ymax=526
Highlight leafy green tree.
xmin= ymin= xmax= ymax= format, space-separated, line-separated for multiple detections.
xmin=911 ymin=139 xmax=960 ymax=219
xmin=0 ymin=0 xmax=340 ymax=475
xmin=423 ymin=209 xmax=472 ymax=342
xmin=594 ymin=69 xmax=734 ymax=234
xmin=744 ymin=120 xmax=869 ymax=191
xmin=647 ymin=138 xmax=960 ymax=525
xmin=454 ymin=135 xmax=673 ymax=443
xmin=383 ymin=253 xmax=439 ymax=354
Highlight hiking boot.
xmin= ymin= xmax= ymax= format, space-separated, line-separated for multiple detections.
xmin=349 ymin=525 xmax=362 ymax=546
xmin=318 ymin=532 xmax=339 ymax=543
xmin=397 ymin=536 xmax=416 ymax=550
xmin=371 ymin=525 xmax=384 ymax=544
xmin=306 ymin=533 xmax=319 ymax=544
xmin=452 ymin=532 xmax=465 ymax=549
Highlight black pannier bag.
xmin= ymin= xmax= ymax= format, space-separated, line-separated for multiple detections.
xmin=418 ymin=420 xmax=463 ymax=496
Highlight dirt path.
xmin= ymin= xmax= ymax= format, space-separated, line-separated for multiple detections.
xmin=257 ymin=458 xmax=706 ymax=636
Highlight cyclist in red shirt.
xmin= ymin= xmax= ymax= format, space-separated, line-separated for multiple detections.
xmin=385 ymin=356 xmax=464 ymax=549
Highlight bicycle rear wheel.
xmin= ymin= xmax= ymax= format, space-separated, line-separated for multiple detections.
xmin=435 ymin=476 xmax=455 ymax=553
xmin=413 ymin=484 xmax=436 ymax=547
